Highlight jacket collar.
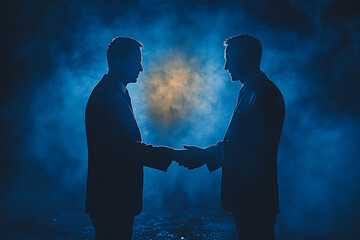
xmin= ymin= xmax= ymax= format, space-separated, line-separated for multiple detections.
xmin=102 ymin=74 xmax=127 ymax=95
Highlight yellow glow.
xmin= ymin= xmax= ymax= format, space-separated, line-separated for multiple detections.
xmin=144 ymin=54 xmax=202 ymax=126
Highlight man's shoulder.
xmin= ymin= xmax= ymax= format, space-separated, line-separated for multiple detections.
xmin=87 ymin=81 xmax=106 ymax=107
xmin=86 ymin=76 xmax=125 ymax=113
xmin=257 ymin=74 xmax=283 ymax=100
xmin=251 ymin=73 xmax=285 ymax=112
xmin=89 ymin=76 xmax=122 ymax=102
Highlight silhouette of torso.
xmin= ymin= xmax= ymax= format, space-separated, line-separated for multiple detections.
xmin=207 ymin=72 xmax=285 ymax=217
xmin=85 ymin=74 xmax=144 ymax=217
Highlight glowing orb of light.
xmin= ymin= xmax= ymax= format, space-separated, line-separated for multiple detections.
xmin=144 ymin=53 xmax=203 ymax=127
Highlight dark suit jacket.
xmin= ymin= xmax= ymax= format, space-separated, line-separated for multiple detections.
xmin=205 ymin=72 xmax=285 ymax=216
xmin=85 ymin=74 xmax=173 ymax=217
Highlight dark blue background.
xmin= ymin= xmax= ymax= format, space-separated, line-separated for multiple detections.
xmin=1 ymin=0 xmax=359 ymax=239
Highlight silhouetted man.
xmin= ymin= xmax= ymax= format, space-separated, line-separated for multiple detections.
xmin=183 ymin=35 xmax=285 ymax=240
xmin=85 ymin=37 xmax=179 ymax=240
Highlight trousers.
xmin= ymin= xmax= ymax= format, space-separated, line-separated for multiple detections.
xmin=232 ymin=212 xmax=276 ymax=240
xmin=91 ymin=214 xmax=134 ymax=240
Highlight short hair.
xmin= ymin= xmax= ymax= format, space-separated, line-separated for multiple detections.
xmin=224 ymin=34 xmax=262 ymax=66
xmin=107 ymin=37 xmax=143 ymax=68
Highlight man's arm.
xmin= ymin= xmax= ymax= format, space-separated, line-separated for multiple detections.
xmin=134 ymin=141 xmax=174 ymax=172
xmin=204 ymin=141 xmax=223 ymax=172
xmin=102 ymin=95 xmax=175 ymax=172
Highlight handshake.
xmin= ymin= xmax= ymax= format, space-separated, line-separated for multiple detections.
xmin=172 ymin=145 xmax=208 ymax=170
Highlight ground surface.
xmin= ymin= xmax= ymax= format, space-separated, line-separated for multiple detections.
xmin=7 ymin=209 xmax=239 ymax=240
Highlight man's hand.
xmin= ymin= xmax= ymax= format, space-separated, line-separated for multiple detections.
xmin=172 ymin=149 xmax=189 ymax=167
xmin=182 ymin=145 xmax=207 ymax=169
xmin=172 ymin=145 xmax=207 ymax=169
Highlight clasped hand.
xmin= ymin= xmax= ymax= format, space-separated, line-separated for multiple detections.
xmin=173 ymin=145 xmax=207 ymax=170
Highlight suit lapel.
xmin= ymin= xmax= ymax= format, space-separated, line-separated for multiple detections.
xmin=101 ymin=74 xmax=141 ymax=141
xmin=118 ymin=92 xmax=142 ymax=141
xmin=224 ymin=84 xmax=255 ymax=140
xmin=107 ymin=78 xmax=141 ymax=141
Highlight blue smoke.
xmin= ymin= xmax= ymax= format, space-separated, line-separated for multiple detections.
xmin=2 ymin=0 xmax=360 ymax=239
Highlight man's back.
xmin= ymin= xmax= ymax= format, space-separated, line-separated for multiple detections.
xmin=85 ymin=75 xmax=143 ymax=217
xmin=221 ymin=72 xmax=285 ymax=216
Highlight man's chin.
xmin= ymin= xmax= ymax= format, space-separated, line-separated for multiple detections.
xmin=129 ymin=78 xmax=138 ymax=84
xmin=230 ymin=76 xmax=240 ymax=82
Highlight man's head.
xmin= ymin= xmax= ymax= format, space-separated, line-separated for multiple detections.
xmin=107 ymin=37 xmax=143 ymax=85
xmin=224 ymin=34 xmax=262 ymax=83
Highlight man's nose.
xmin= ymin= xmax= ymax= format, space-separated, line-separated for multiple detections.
xmin=139 ymin=65 xmax=143 ymax=72
xmin=224 ymin=62 xmax=228 ymax=70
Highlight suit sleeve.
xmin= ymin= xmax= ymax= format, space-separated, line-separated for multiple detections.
xmin=205 ymin=141 xmax=223 ymax=172
xmin=102 ymin=93 xmax=173 ymax=172
xmin=134 ymin=142 xmax=173 ymax=172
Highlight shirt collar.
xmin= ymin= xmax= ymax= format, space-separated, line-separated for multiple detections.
xmin=115 ymin=80 xmax=127 ymax=94
xmin=104 ymin=74 xmax=127 ymax=94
